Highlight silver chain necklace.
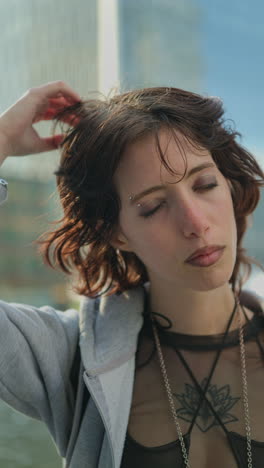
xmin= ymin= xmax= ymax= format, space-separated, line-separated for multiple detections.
xmin=150 ymin=297 xmax=253 ymax=468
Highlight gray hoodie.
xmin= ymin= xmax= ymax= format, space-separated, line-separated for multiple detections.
xmin=1 ymin=281 xmax=263 ymax=468
xmin=0 ymin=284 xmax=146 ymax=468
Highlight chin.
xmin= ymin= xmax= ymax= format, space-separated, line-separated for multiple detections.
xmin=184 ymin=247 xmax=236 ymax=291
xmin=189 ymin=265 xmax=234 ymax=292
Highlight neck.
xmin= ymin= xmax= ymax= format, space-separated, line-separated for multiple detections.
xmin=148 ymin=282 xmax=247 ymax=335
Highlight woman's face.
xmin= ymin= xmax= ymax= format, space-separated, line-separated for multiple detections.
xmin=112 ymin=128 xmax=237 ymax=292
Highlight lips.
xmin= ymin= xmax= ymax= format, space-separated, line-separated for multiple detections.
xmin=185 ymin=245 xmax=225 ymax=263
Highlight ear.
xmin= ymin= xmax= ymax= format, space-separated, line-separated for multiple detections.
xmin=109 ymin=225 xmax=134 ymax=253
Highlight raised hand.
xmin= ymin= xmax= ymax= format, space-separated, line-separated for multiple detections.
xmin=0 ymin=81 xmax=81 ymax=161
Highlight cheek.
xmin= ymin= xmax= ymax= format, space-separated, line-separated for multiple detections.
xmin=218 ymin=198 xmax=234 ymax=218
xmin=217 ymin=194 xmax=237 ymax=242
xmin=120 ymin=213 xmax=167 ymax=258
xmin=214 ymin=184 xmax=235 ymax=217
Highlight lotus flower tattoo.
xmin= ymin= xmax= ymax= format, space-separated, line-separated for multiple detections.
xmin=174 ymin=377 xmax=240 ymax=432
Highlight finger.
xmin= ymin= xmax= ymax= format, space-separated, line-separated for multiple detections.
xmin=34 ymin=109 xmax=80 ymax=126
xmin=34 ymin=135 xmax=66 ymax=153
xmin=47 ymin=134 xmax=66 ymax=148
xmin=55 ymin=91 xmax=78 ymax=102
xmin=48 ymin=97 xmax=73 ymax=107
xmin=33 ymin=100 xmax=78 ymax=119
xmin=48 ymin=95 xmax=81 ymax=106
xmin=34 ymin=80 xmax=81 ymax=102
xmin=57 ymin=114 xmax=81 ymax=126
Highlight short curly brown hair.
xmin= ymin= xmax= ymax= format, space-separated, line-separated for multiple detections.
xmin=38 ymin=86 xmax=264 ymax=298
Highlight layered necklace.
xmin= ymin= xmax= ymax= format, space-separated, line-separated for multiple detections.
xmin=150 ymin=296 xmax=253 ymax=468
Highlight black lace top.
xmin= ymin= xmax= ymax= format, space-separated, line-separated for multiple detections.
xmin=120 ymin=291 xmax=264 ymax=468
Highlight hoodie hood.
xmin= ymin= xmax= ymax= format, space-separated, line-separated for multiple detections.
xmin=79 ymin=284 xmax=147 ymax=376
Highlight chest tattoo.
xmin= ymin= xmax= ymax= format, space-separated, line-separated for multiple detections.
xmin=173 ymin=377 xmax=241 ymax=433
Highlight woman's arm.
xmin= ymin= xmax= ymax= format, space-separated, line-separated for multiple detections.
xmin=0 ymin=300 xmax=80 ymax=455
xmin=0 ymin=133 xmax=9 ymax=165
xmin=0 ymin=82 xmax=82 ymax=455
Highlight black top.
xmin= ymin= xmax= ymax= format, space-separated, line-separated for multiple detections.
xmin=120 ymin=296 xmax=264 ymax=468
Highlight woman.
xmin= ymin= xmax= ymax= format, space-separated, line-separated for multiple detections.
xmin=0 ymin=81 xmax=264 ymax=468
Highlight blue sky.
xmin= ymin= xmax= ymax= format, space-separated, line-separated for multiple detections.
xmin=199 ymin=0 xmax=264 ymax=155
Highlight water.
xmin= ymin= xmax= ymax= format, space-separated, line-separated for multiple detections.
xmin=0 ymin=400 xmax=60 ymax=467
xmin=0 ymin=270 xmax=263 ymax=467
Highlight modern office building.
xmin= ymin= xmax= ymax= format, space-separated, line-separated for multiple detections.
xmin=118 ymin=0 xmax=203 ymax=92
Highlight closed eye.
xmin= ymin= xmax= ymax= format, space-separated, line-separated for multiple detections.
xmin=140 ymin=183 xmax=219 ymax=219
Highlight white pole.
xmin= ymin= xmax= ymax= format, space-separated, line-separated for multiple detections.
xmin=97 ymin=0 xmax=120 ymax=96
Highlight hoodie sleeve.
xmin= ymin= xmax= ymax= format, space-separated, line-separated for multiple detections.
xmin=0 ymin=299 xmax=80 ymax=455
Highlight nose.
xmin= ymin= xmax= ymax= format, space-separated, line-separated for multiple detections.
xmin=177 ymin=198 xmax=210 ymax=238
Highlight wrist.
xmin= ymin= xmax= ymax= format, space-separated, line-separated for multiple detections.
xmin=0 ymin=178 xmax=8 ymax=205
xmin=0 ymin=132 xmax=9 ymax=165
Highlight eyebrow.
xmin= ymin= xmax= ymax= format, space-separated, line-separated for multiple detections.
xmin=129 ymin=162 xmax=216 ymax=205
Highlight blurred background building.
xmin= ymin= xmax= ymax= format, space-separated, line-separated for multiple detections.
xmin=118 ymin=0 xmax=203 ymax=91
xmin=0 ymin=0 xmax=263 ymax=466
